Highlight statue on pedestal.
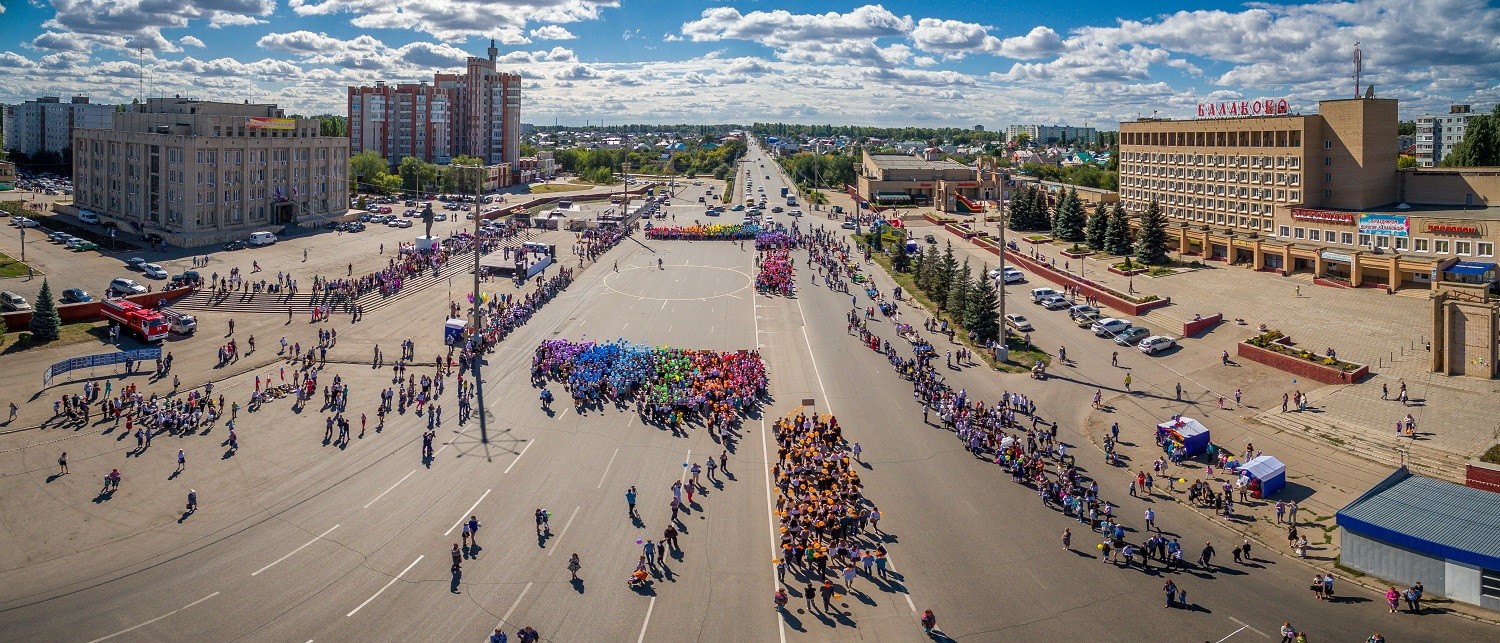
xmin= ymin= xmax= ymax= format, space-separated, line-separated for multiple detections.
xmin=422 ymin=202 xmax=435 ymax=238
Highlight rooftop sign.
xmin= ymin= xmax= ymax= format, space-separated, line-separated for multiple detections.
xmin=1198 ymin=99 xmax=1290 ymax=119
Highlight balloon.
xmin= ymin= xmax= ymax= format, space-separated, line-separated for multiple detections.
xmin=636 ymin=539 xmax=644 ymax=545
xmin=1097 ymin=543 xmax=1105 ymax=550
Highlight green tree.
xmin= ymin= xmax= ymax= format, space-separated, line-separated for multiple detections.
xmin=1085 ymin=202 xmax=1109 ymax=250
xmin=1104 ymin=203 xmax=1132 ymax=255
xmin=964 ymin=266 xmax=1001 ymax=345
xmin=29 ymin=279 xmax=60 ymax=341
xmin=946 ymin=258 xmax=972 ymax=314
xmin=1398 ymin=155 xmax=1418 ymax=169
xmin=349 ymin=150 xmax=389 ymax=189
xmin=398 ymin=156 xmax=438 ymax=193
xmin=441 ymin=155 xmax=485 ymax=195
xmin=916 ymin=244 xmax=939 ymax=294
xmin=1135 ymin=199 xmax=1170 ymax=265
xmin=933 ymin=242 xmax=958 ymax=305
xmin=1053 ymin=187 xmax=1086 ymax=242
xmin=891 ymin=237 xmax=911 ymax=272
xmin=372 ymin=174 xmax=402 ymax=195
xmin=1442 ymin=104 xmax=1500 ymax=167
xmin=1008 ymin=184 xmax=1037 ymax=231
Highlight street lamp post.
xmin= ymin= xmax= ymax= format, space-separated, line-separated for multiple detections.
xmin=460 ymin=161 xmax=490 ymax=446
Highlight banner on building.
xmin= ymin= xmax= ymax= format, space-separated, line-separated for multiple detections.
xmin=246 ymin=117 xmax=296 ymax=130
xmin=1358 ymin=214 xmax=1408 ymax=237
xmin=44 ymin=348 xmax=161 ymax=387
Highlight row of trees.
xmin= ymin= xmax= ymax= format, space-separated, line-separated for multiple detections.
xmin=551 ymin=139 xmax=746 ymax=183
xmin=775 ymin=152 xmax=857 ymax=192
xmin=349 ymin=151 xmax=484 ymax=195
xmin=882 ymin=239 xmax=1001 ymax=345
xmin=1440 ymin=104 xmax=1500 ymax=167
xmin=1009 ymin=184 xmax=1170 ymax=264
xmin=1015 ymin=161 xmax=1119 ymax=190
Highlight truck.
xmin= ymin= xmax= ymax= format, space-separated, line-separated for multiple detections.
xmin=780 ymin=186 xmax=789 ymax=197
xmin=786 ymin=195 xmax=798 ymax=206
xmin=160 ymin=308 xmax=197 ymax=335
xmin=100 ymin=298 xmax=170 ymax=342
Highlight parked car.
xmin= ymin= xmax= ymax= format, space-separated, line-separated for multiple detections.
xmin=1004 ymin=313 xmax=1033 ymax=332
xmin=1 ymin=291 xmax=32 ymax=312
xmin=1074 ymin=312 xmax=1104 ymax=328
xmin=1067 ymin=304 xmax=1100 ymax=319
xmin=1041 ymin=295 xmax=1071 ymax=310
xmin=1139 ymin=336 xmax=1177 ymax=355
xmin=224 ymin=240 xmax=247 ymax=251
xmin=841 ymin=221 xmax=855 ymax=230
xmin=48 ymin=231 xmax=70 ymax=243
xmin=1030 ymin=287 xmax=1061 ymax=303
xmin=70 ymin=240 xmax=98 ymax=251
xmin=392 ymin=219 xmax=413 ymax=228
xmin=125 ymin=257 xmax=148 ymax=270
xmin=60 ymin=288 xmax=93 ymax=304
xmin=925 ymin=234 xmax=937 ymax=243
xmin=109 ymin=277 xmax=148 ymax=295
xmin=11 ymin=217 xmax=37 ymax=228
xmin=142 ymin=263 xmax=169 ymax=279
xmin=1114 ymin=326 xmax=1151 ymax=346
xmin=1092 ymin=318 xmax=1132 ymax=337
xmin=1000 ymin=269 xmax=1025 ymax=284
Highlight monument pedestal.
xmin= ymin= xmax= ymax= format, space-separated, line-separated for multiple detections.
xmin=415 ymin=235 xmax=440 ymax=252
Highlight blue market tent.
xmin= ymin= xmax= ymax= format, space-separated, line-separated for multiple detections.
xmin=1157 ymin=417 xmax=1211 ymax=457
xmin=1238 ymin=455 xmax=1286 ymax=498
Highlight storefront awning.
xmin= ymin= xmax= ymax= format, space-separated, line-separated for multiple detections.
xmin=874 ymin=191 xmax=912 ymax=201
xmin=1443 ymin=261 xmax=1496 ymax=276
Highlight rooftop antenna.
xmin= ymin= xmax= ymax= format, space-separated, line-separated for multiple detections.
xmin=1353 ymin=41 xmax=1362 ymax=98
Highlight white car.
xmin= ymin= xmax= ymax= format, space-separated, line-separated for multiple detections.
xmin=1040 ymin=295 xmax=1071 ymax=310
xmin=1138 ymin=335 xmax=1177 ymax=355
xmin=109 ymin=277 xmax=148 ymax=295
xmin=1004 ymin=313 xmax=1033 ymax=332
xmin=142 ymin=263 xmax=169 ymax=279
xmin=11 ymin=217 xmax=38 ymax=228
xmin=999 ymin=269 xmax=1025 ymax=284
xmin=1092 ymin=318 xmax=1131 ymax=337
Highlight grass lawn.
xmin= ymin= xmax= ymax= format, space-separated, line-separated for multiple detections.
xmin=2 ymin=321 xmax=102 ymax=354
xmin=529 ymin=182 xmax=595 ymax=194
xmin=0 ymin=251 xmax=34 ymax=278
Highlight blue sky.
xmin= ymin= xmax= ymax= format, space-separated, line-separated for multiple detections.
xmin=2 ymin=0 xmax=1498 ymax=128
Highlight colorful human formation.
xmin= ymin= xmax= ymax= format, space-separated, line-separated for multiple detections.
xmin=772 ymin=412 xmax=884 ymax=586
xmin=754 ymin=230 xmax=795 ymax=250
xmin=532 ymin=340 xmax=768 ymax=428
xmin=644 ymin=224 xmax=760 ymax=240
xmin=756 ymin=248 xmax=795 ymax=297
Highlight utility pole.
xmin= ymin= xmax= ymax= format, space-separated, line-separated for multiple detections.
xmin=996 ymin=160 xmax=1008 ymax=362
xmin=621 ymin=159 xmax=631 ymax=223
xmin=464 ymin=160 xmax=490 ymax=446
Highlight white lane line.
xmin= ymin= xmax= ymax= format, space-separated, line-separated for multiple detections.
xmin=445 ymin=490 xmax=492 ymax=536
xmin=752 ymin=283 xmax=789 ymax=643
xmin=1227 ymin=617 xmax=1269 ymax=638
xmin=252 ymin=525 xmax=341 ymax=576
xmin=622 ymin=323 xmax=629 ymax=330
xmin=347 ymin=556 xmax=422 ymax=617
xmin=546 ymin=506 xmax=582 ymax=556
xmin=504 ymin=441 xmax=534 ymax=474
xmin=636 ymin=596 xmax=657 ymax=643
xmin=86 ymin=591 xmax=219 ymax=643
xmin=1216 ymin=625 xmax=1249 ymax=643
xmin=679 ymin=449 xmax=693 ymax=485
xmin=364 ymin=470 xmax=416 ymax=509
xmin=791 ymin=294 xmax=833 ymax=413
xmin=499 ymin=582 xmax=533 ymax=625
xmin=660 ymin=300 xmax=667 ymax=310
xmin=597 ymin=448 xmax=619 ymax=488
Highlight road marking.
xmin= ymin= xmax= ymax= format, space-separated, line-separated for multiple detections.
xmin=364 ymin=470 xmax=416 ymax=509
xmin=546 ymin=506 xmax=582 ymax=556
xmin=636 ymin=596 xmax=656 ymax=643
xmin=597 ymin=448 xmax=619 ymax=488
xmin=497 ymin=582 xmax=533 ymax=631
xmin=751 ymin=288 xmax=789 ymax=643
xmin=86 ymin=591 xmax=219 ymax=643
xmin=1216 ymin=625 xmax=1249 ymax=642
xmin=680 ymin=449 xmax=693 ymax=484
xmin=1227 ymin=617 xmax=1268 ymax=638
xmin=252 ymin=524 xmax=340 ymax=576
xmin=660 ymin=300 xmax=668 ymax=310
xmin=622 ymin=323 xmax=629 ymax=330
xmin=347 ymin=555 xmax=422 ymax=617
xmin=504 ymin=441 xmax=534 ymax=474
xmin=445 ymin=489 xmax=492 ymax=536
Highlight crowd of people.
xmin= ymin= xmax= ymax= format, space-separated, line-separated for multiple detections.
xmin=754 ymin=231 xmax=794 ymax=250
xmin=755 ymin=248 xmax=795 ymax=297
xmin=531 ymin=340 xmax=767 ymax=431
xmin=644 ymin=223 xmax=759 ymax=240
xmin=771 ymin=411 xmax=888 ymax=615
xmin=454 ymin=269 xmax=576 ymax=358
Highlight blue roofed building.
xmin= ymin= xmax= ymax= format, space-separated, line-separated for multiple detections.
xmin=1337 ymin=466 xmax=1500 ymax=611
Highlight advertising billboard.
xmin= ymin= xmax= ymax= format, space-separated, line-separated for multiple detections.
xmin=1358 ymin=214 xmax=1408 ymax=237
xmin=246 ymin=117 xmax=296 ymax=130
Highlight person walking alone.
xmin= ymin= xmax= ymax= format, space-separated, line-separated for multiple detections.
xmin=58 ymin=452 xmax=68 ymax=475
xmin=567 ymin=553 xmax=581 ymax=580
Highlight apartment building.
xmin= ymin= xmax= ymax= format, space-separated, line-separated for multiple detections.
xmin=2 ymin=96 xmax=115 ymax=158
xmin=349 ymin=40 xmax=521 ymax=173
xmin=72 ymin=98 xmax=349 ymax=247
xmin=1415 ymin=105 xmax=1487 ymax=167
xmin=1007 ymin=124 xmax=1098 ymax=146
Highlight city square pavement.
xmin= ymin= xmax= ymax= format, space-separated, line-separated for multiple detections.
xmin=0 ymin=155 xmax=1494 ymax=641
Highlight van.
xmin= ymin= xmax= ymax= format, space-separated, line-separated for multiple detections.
xmin=1030 ymin=287 xmax=1061 ymax=303
xmin=78 ymin=210 xmax=100 ymax=224
xmin=0 ymin=291 xmax=31 ymax=312
xmin=248 ymin=231 xmax=277 ymax=246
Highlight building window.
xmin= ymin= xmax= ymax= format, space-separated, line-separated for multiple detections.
xmin=1341 ymin=232 xmax=1354 ymax=245
xmin=1294 ymin=227 xmax=1305 ymax=239
xmin=1375 ymin=236 xmax=1391 ymax=249
xmin=1324 ymin=140 xmax=1332 ymax=149
xmin=1324 ymin=157 xmax=1332 ymax=166
xmin=1456 ymin=241 xmax=1472 ymax=255
xmin=1359 ymin=234 xmax=1371 ymax=246
xmin=1414 ymin=238 xmax=1429 ymax=252
xmin=1323 ymin=190 xmax=1331 ymax=199
xmin=1308 ymin=229 xmax=1321 ymax=241
xmin=1435 ymin=239 xmax=1450 ymax=254
xmin=1394 ymin=237 xmax=1409 ymax=251
xmin=1480 ymin=242 xmax=1495 ymax=257
xmin=1263 ymin=219 xmax=1274 ymax=231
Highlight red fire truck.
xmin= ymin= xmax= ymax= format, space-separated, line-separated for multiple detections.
xmin=101 ymin=298 xmax=169 ymax=342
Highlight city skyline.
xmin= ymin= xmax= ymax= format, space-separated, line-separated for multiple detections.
xmin=1 ymin=0 xmax=1498 ymax=128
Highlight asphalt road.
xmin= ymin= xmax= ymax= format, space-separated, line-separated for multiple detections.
xmin=0 ymin=145 xmax=1491 ymax=642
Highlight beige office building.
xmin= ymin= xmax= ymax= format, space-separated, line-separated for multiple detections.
xmin=72 ymin=98 xmax=350 ymax=247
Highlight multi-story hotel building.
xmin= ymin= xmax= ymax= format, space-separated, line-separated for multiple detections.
xmin=349 ymin=41 xmax=522 ymax=173
xmin=71 ymin=98 xmax=349 ymax=247
xmin=1119 ymin=96 xmax=1500 ymax=293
